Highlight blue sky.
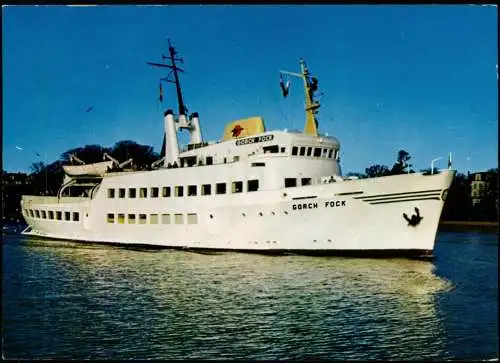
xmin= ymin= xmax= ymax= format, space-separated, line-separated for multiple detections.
xmin=3 ymin=5 xmax=498 ymax=174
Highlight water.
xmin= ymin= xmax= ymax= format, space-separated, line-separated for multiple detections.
xmin=2 ymin=231 xmax=498 ymax=360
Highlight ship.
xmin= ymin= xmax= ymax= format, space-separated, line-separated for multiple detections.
xmin=20 ymin=40 xmax=455 ymax=258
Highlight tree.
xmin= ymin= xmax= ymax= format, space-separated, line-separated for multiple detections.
xmin=60 ymin=144 xmax=111 ymax=164
xmin=110 ymin=140 xmax=160 ymax=170
xmin=365 ymin=165 xmax=390 ymax=178
xmin=441 ymin=173 xmax=472 ymax=221
xmin=390 ymin=149 xmax=413 ymax=175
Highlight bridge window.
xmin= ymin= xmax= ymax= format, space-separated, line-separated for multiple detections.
xmin=292 ymin=146 xmax=298 ymax=156
xmin=161 ymin=214 xmax=171 ymax=224
xmin=202 ymin=184 xmax=212 ymax=196
xmin=302 ymin=178 xmax=312 ymax=186
xmin=117 ymin=213 xmax=125 ymax=224
xmin=188 ymin=185 xmax=197 ymax=196
xmin=139 ymin=188 xmax=147 ymax=198
xmin=314 ymin=148 xmax=321 ymax=157
xmin=41 ymin=210 xmax=47 ymax=219
xmin=175 ymin=186 xmax=184 ymax=197
xmin=328 ymin=149 xmax=333 ymax=158
xmin=65 ymin=212 xmax=71 ymax=221
xmin=299 ymin=147 xmax=306 ymax=156
xmin=174 ymin=213 xmax=183 ymax=224
xmin=323 ymin=148 xmax=328 ymax=157
xmin=162 ymin=186 xmax=171 ymax=198
xmin=334 ymin=150 xmax=339 ymax=160
xmin=251 ymin=162 xmax=265 ymax=167
xmin=29 ymin=209 xmax=34 ymax=217
xmin=248 ymin=179 xmax=259 ymax=192
xmin=35 ymin=210 xmax=40 ymax=218
xmin=263 ymin=145 xmax=279 ymax=154
xmin=108 ymin=189 xmax=115 ymax=198
xmin=129 ymin=188 xmax=136 ymax=198
xmin=187 ymin=213 xmax=198 ymax=224
xmin=48 ymin=211 xmax=54 ymax=220
xmin=151 ymin=187 xmax=159 ymax=198
xmin=128 ymin=214 xmax=136 ymax=224
xmin=285 ymin=178 xmax=297 ymax=188
xmin=216 ymin=183 xmax=226 ymax=195
xmin=150 ymin=214 xmax=159 ymax=224
xmin=119 ymin=188 xmax=126 ymax=198
xmin=307 ymin=147 xmax=312 ymax=156
xmin=73 ymin=212 xmax=79 ymax=221
xmin=232 ymin=181 xmax=243 ymax=193
xmin=139 ymin=214 xmax=147 ymax=224
xmin=107 ymin=213 xmax=114 ymax=223
xmin=56 ymin=211 xmax=62 ymax=220
xmin=206 ymin=156 xmax=213 ymax=165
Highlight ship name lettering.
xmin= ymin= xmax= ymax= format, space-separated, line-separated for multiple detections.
xmin=292 ymin=202 xmax=318 ymax=210
xmin=235 ymin=134 xmax=274 ymax=146
xmin=324 ymin=200 xmax=346 ymax=207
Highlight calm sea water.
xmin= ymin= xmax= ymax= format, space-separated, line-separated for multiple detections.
xmin=2 ymin=231 xmax=498 ymax=360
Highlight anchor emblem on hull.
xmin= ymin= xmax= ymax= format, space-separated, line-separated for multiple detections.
xmin=403 ymin=207 xmax=423 ymax=227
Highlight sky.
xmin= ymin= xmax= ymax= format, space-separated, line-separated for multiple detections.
xmin=2 ymin=5 xmax=498 ymax=175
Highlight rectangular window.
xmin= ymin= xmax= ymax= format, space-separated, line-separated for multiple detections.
xmin=285 ymin=178 xmax=297 ymax=188
xmin=35 ymin=210 xmax=40 ymax=218
xmin=108 ymin=188 xmax=115 ymax=198
xmin=129 ymin=188 xmax=136 ymax=198
xmin=251 ymin=162 xmax=266 ymax=167
xmin=139 ymin=188 xmax=147 ymax=198
xmin=162 ymin=186 xmax=171 ymax=198
xmin=206 ymin=156 xmax=213 ymax=165
xmin=119 ymin=188 xmax=126 ymax=198
xmin=281 ymin=147 xmax=286 ymax=153
xmin=301 ymin=178 xmax=312 ymax=186
xmin=216 ymin=183 xmax=226 ymax=195
xmin=150 ymin=214 xmax=159 ymax=224
xmin=299 ymin=147 xmax=306 ymax=156
xmin=29 ymin=209 xmax=34 ymax=217
xmin=65 ymin=211 xmax=71 ymax=221
xmin=139 ymin=214 xmax=147 ymax=225
xmin=48 ymin=211 xmax=54 ymax=220
xmin=232 ymin=181 xmax=243 ymax=193
xmin=128 ymin=214 xmax=136 ymax=224
xmin=175 ymin=186 xmax=184 ymax=197
xmin=248 ymin=179 xmax=259 ymax=192
xmin=188 ymin=185 xmax=197 ymax=196
xmin=56 ymin=211 xmax=62 ymax=220
xmin=73 ymin=212 xmax=79 ymax=221
xmin=323 ymin=148 xmax=328 ymax=157
xmin=314 ymin=147 xmax=322 ymax=157
xmin=117 ymin=213 xmax=125 ymax=224
xmin=161 ymin=214 xmax=171 ymax=224
xmin=263 ymin=145 xmax=279 ymax=154
xmin=334 ymin=150 xmax=339 ymax=160
xmin=187 ymin=213 xmax=198 ymax=225
xmin=174 ymin=213 xmax=183 ymax=224
xmin=328 ymin=149 xmax=333 ymax=158
xmin=233 ymin=155 xmax=240 ymax=162
xmin=307 ymin=147 xmax=312 ymax=156
xmin=41 ymin=210 xmax=47 ymax=219
xmin=151 ymin=187 xmax=159 ymax=198
xmin=202 ymin=184 xmax=212 ymax=196
xmin=292 ymin=146 xmax=298 ymax=156
xmin=107 ymin=213 xmax=114 ymax=223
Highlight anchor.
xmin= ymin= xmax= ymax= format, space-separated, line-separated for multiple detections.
xmin=403 ymin=207 xmax=423 ymax=227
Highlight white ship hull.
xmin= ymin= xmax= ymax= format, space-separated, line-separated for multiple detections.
xmin=21 ymin=170 xmax=454 ymax=258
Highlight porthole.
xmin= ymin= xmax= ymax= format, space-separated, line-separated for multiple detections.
xmin=284 ymin=211 xmax=288 ymax=215
xmin=272 ymin=241 xmax=277 ymax=244
xmin=271 ymin=211 xmax=275 ymax=216
xmin=242 ymin=213 xmax=246 ymax=217
xmin=328 ymin=239 xmax=332 ymax=243
xmin=258 ymin=212 xmax=263 ymax=216
xmin=209 ymin=214 xmax=214 ymax=219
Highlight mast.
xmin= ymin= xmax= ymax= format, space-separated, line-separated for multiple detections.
xmin=280 ymin=58 xmax=321 ymax=136
xmin=147 ymin=38 xmax=187 ymax=116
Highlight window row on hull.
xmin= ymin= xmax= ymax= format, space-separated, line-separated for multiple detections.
xmin=291 ymin=146 xmax=339 ymax=160
xmin=107 ymin=179 xmax=259 ymax=199
xmin=106 ymin=212 xmax=198 ymax=225
xmin=25 ymin=209 xmax=79 ymax=222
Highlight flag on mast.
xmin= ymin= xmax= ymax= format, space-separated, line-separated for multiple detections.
xmin=280 ymin=74 xmax=290 ymax=97
xmin=159 ymin=81 xmax=163 ymax=103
